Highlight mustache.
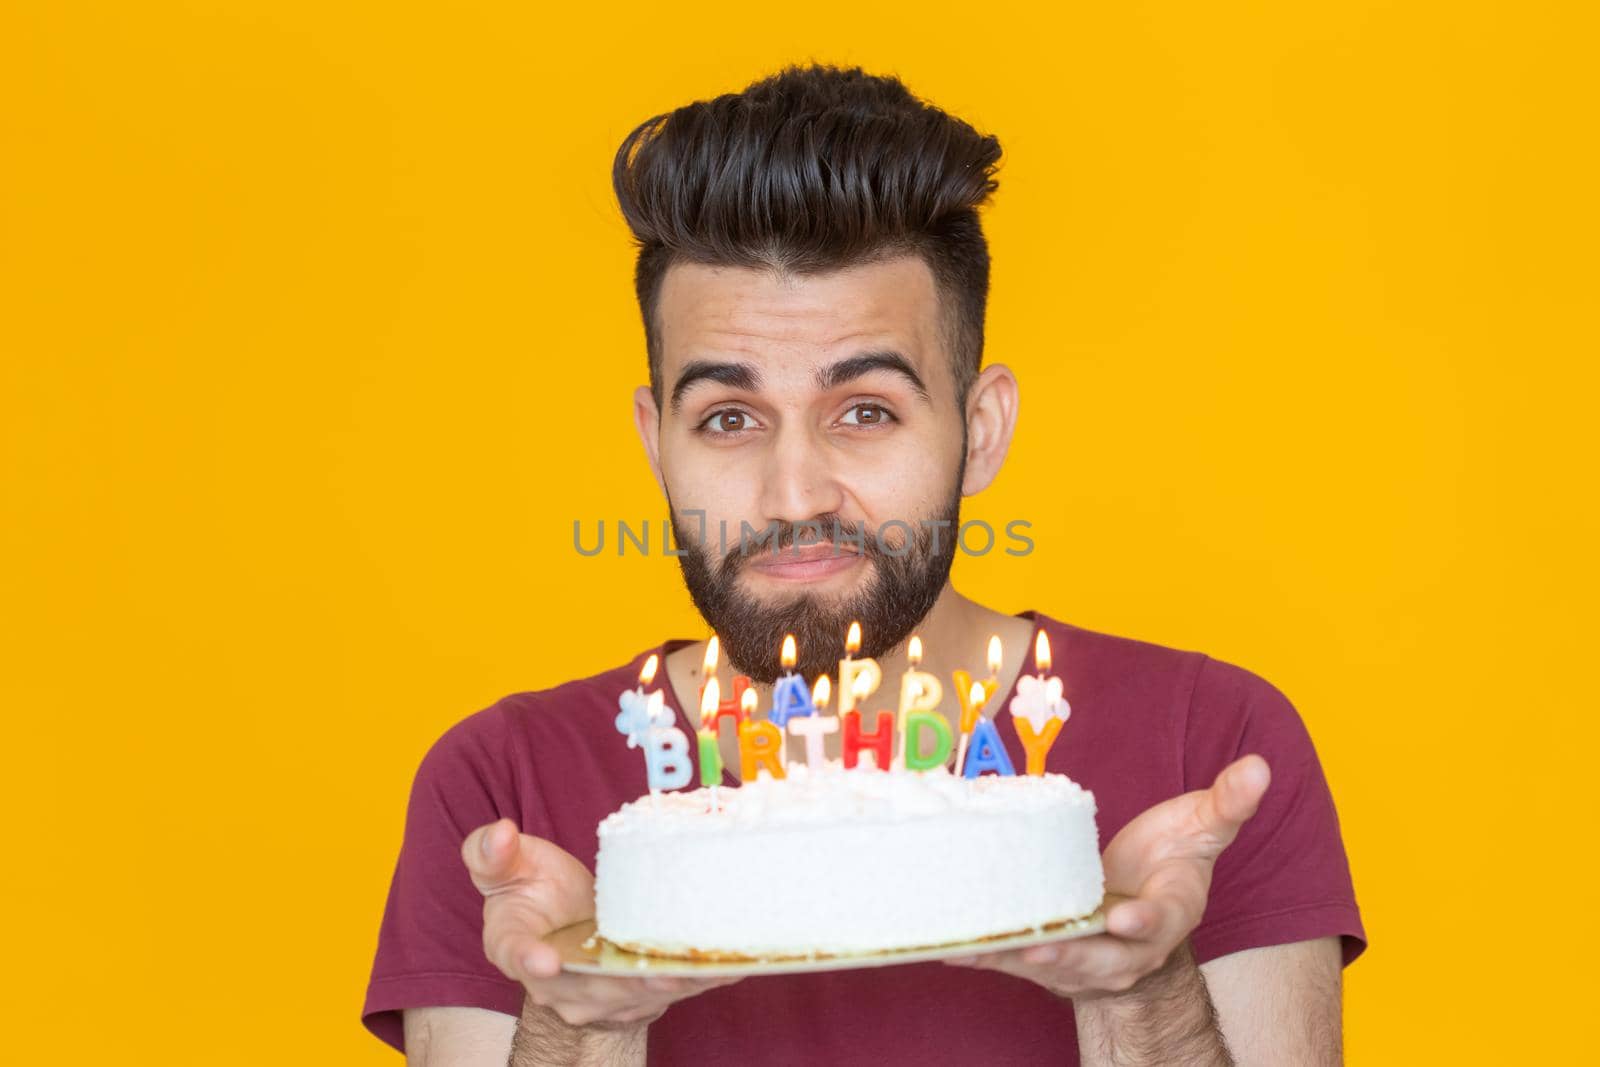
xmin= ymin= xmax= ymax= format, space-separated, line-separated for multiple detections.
xmin=715 ymin=514 xmax=879 ymax=578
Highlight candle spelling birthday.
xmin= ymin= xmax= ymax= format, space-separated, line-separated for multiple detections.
xmin=612 ymin=622 xmax=1075 ymax=795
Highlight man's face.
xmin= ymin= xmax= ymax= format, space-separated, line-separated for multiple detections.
xmin=636 ymin=254 xmax=969 ymax=684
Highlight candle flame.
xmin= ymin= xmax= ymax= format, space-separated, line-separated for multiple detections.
xmin=907 ymin=635 xmax=923 ymax=667
xmin=812 ymin=674 xmax=831 ymax=709
xmin=970 ymin=681 xmax=987 ymax=708
xmin=638 ymin=653 xmax=659 ymax=688
xmin=702 ymin=635 xmax=720 ymax=676
xmin=741 ymin=687 xmax=758 ymax=717
xmin=781 ymin=633 xmax=797 ymax=670
xmin=1035 ymin=630 xmax=1052 ymax=674
xmin=700 ymin=676 xmax=720 ymax=721
xmin=846 ymin=621 xmax=861 ymax=656
xmin=987 ymin=635 xmax=1002 ymax=677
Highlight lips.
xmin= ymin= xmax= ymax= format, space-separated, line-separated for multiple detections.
xmin=746 ymin=543 xmax=863 ymax=581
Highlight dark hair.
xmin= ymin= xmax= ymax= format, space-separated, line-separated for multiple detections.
xmin=612 ymin=63 xmax=1002 ymax=409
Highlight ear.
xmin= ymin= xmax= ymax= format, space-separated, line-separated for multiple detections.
xmin=633 ymin=385 xmax=667 ymax=497
xmin=960 ymin=363 xmax=1019 ymax=496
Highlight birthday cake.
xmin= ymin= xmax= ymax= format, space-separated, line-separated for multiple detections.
xmin=593 ymin=765 xmax=1104 ymax=959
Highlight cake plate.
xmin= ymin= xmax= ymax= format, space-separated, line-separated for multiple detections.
xmin=551 ymin=897 xmax=1119 ymax=978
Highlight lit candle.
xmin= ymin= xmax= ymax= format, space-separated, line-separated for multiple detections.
xmin=1010 ymin=630 xmax=1071 ymax=775
xmin=613 ymin=655 xmax=691 ymax=797
xmin=838 ymin=620 xmax=883 ymax=716
xmin=698 ymin=677 xmax=724 ymax=809
xmin=953 ymin=636 xmax=1002 ymax=774
xmin=699 ymin=636 xmax=720 ymax=708
xmin=614 ymin=655 xmax=668 ymax=753
xmin=769 ymin=633 xmax=816 ymax=727
xmin=895 ymin=635 xmax=943 ymax=768
xmin=788 ymin=674 xmax=837 ymax=770
xmin=738 ymin=686 xmax=787 ymax=781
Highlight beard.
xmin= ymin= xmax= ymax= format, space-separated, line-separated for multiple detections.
xmin=667 ymin=461 xmax=965 ymax=685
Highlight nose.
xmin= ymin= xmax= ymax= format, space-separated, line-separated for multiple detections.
xmin=757 ymin=423 xmax=845 ymax=527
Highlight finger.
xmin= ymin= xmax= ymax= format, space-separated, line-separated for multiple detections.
xmin=481 ymin=887 xmax=569 ymax=979
xmin=1104 ymin=893 xmax=1194 ymax=948
xmin=1195 ymin=754 xmax=1271 ymax=845
xmin=461 ymin=818 xmax=523 ymax=892
xmin=519 ymin=940 xmax=563 ymax=980
xmin=483 ymin=900 xmax=565 ymax=980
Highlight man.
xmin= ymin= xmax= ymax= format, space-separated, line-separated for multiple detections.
xmin=363 ymin=63 xmax=1364 ymax=1064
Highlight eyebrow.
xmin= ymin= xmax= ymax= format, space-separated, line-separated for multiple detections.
xmin=815 ymin=350 xmax=930 ymax=402
xmin=669 ymin=349 xmax=930 ymax=414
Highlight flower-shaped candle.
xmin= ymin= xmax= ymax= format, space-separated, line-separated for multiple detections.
xmin=1009 ymin=630 xmax=1071 ymax=775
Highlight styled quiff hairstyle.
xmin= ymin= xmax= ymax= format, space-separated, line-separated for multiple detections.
xmin=612 ymin=63 xmax=1003 ymax=409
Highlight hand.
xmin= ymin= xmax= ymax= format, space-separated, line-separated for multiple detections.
xmin=945 ymin=754 xmax=1271 ymax=999
xmin=462 ymin=818 xmax=741 ymax=1027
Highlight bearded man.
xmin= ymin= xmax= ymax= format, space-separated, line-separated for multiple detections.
xmin=363 ymin=63 xmax=1364 ymax=1066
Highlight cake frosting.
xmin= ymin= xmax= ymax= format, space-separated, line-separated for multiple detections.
xmin=594 ymin=764 xmax=1104 ymax=959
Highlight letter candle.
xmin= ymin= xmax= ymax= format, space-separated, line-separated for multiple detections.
xmin=787 ymin=674 xmax=836 ymax=770
xmin=768 ymin=633 xmax=816 ymax=728
xmin=698 ymin=636 xmax=720 ymax=708
xmin=895 ymin=635 xmax=943 ymax=768
xmin=842 ymin=676 xmax=894 ymax=772
xmin=838 ymin=621 xmax=882 ymax=716
xmin=698 ymin=677 xmax=723 ymax=810
xmin=1010 ymin=630 xmax=1072 ymax=775
xmin=738 ymin=686 xmax=787 ymax=781
xmin=621 ymin=654 xmax=692 ymax=802
xmin=952 ymin=636 xmax=1002 ymax=774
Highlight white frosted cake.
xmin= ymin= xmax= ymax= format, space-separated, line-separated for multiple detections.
xmin=594 ymin=766 xmax=1104 ymax=959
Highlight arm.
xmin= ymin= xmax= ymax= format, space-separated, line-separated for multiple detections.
xmin=460 ymin=819 xmax=737 ymax=1064
xmin=1074 ymin=940 xmax=1231 ymax=1066
xmin=946 ymin=756 xmax=1273 ymax=1061
xmin=507 ymin=998 xmax=646 ymax=1067
xmin=402 ymin=1006 xmax=516 ymax=1066
xmin=1200 ymin=936 xmax=1342 ymax=1065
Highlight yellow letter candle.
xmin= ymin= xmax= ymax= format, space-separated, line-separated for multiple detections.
xmin=953 ymin=636 xmax=1002 ymax=774
xmin=838 ymin=621 xmax=882 ymax=715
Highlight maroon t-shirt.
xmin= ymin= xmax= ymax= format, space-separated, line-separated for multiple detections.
xmin=362 ymin=610 xmax=1365 ymax=1061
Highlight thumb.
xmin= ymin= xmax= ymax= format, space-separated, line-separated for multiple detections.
xmin=1195 ymin=754 xmax=1271 ymax=848
xmin=461 ymin=817 xmax=523 ymax=894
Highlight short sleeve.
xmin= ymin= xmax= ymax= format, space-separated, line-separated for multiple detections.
xmin=1182 ymin=658 xmax=1367 ymax=968
xmin=360 ymin=704 xmax=531 ymax=1053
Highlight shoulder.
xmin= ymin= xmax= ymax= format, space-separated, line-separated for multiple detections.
xmin=409 ymin=651 xmax=661 ymax=848
xmin=410 ymin=653 xmax=651 ymax=805
xmin=424 ymin=654 xmax=650 ymax=766
xmin=1032 ymin=613 xmax=1314 ymax=787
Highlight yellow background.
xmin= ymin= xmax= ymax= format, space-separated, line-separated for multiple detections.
xmin=3 ymin=2 xmax=1593 ymax=1062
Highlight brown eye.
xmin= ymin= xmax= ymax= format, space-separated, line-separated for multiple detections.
xmin=841 ymin=403 xmax=893 ymax=427
xmin=700 ymin=409 xmax=753 ymax=434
